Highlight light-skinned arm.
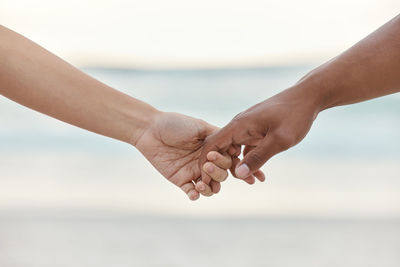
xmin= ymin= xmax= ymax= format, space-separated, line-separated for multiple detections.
xmin=0 ymin=25 xmax=231 ymax=200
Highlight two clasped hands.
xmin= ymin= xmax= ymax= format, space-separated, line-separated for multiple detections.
xmin=135 ymin=84 xmax=318 ymax=200
xmin=1 ymin=15 xmax=400 ymax=200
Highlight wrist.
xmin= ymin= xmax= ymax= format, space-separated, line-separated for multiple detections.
xmin=127 ymin=101 xmax=162 ymax=147
xmin=293 ymin=65 xmax=339 ymax=114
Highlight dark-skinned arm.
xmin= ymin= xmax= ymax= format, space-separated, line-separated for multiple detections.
xmin=199 ymin=14 xmax=400 ymax=181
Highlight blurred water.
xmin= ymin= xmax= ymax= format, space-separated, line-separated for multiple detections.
xmin=1 ymin=66 xmax=399 ymax=157
xmin=0 ymin=66 xmax=399 ymax=266
xmin=0 ymin=66 xmax=399 ymax=215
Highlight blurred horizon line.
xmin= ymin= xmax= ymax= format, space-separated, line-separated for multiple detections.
xmin=79 ymin=63 xmax=317 ymax=73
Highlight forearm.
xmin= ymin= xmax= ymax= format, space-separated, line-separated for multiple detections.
xmin=0 ymin=25 xmax=158 ymax=145
xmin=296 ymin=14 xmax=400 ymax=112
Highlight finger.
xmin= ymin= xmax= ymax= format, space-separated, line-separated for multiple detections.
xmin=203 ymin=162 xmax=229 ymax=182
xmin=180 ymin=182 xmax=200 ymax=201
xmin=230 ymin=156 xmax=240 ymax=177
xmin=228 ymin=144 xmax=241 ymax=157
xmin=206 ymin=151 xmax=232 ymax=169
xmin=198 ymin=127 xmax=235 ymax=185
xmin=242 ymin=148 xmax=265 ymax=182
xmin=195 ymin=180 xmax=213 ymax=197
xmin=243 ymin=175 xmax=255 ymax=184
xmin=230 ymin=156 xmax=263 ymax=185
xmin=235 ymin=135 xmax=282 ymax=179
xmin=233 ymin=144 xmax=242 ymax=157
xmin=243 ymin=145 xmax=255 ymax=156
xmin=254 ymin=170 xmax=266 ymax=182
xmin=210 ymin=180 xmax=221 ymax=194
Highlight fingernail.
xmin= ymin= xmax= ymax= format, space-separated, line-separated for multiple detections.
xmin=206 ymin=164 xmax=214 ymax=173
xmin=198 ymin=184 xmax=205 ymax=191
xmin=236 ymin=164 xmax=250 ymax=178
xmin=207 ymin=152 xmax=217 ymax=161
xmin=188 ymin=191 xmax=197 ymax=200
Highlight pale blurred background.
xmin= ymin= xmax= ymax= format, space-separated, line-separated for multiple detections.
xmin=1 ymin=1 xmax=400 ymax=266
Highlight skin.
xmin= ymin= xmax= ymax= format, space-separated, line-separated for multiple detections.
xmin=134 ymin=111 xmax=234 ymax=199
xmin=199 ymin=14 xmax=400 ymax=181
xmin=0 ymin=25 xmax=234 ymax=200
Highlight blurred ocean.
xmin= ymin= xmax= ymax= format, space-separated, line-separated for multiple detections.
xmin=0 ymin=66 xmax=399 ymax=266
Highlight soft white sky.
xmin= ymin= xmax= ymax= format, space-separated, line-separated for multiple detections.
xmin=1 ymin=0 xmax=399 ymax=68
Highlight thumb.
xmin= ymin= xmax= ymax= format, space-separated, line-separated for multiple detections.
xmin=235 ymin=137 xmax=278 ymax=179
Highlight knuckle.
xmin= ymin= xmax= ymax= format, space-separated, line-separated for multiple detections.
xmin=232 ymin=111 xmax=246 ymax=122
xmin=219 ymin=154 xmax=232 ymax=169
xmin=231 ymin=112 xmax=250 ymax=129
xmin=212 ymin=175 xmax=222 ymax=182
xmin=225 ymin=157 xmax=233 ymax=169
xmin=201 ymin=174 xmax=211 ymax=184
xmin=180 ymin=183 xmax=192 ymax=194
xmin=247 ymin=152 xmax=265 ymax=168
xmin=214 ymin=170 xmax=228 ymax=182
